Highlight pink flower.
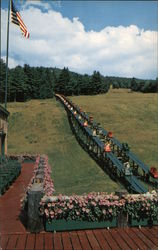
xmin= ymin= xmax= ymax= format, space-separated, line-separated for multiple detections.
xmin=58 ymin=209 xmax=62 ymax=214
xmin=60 ymin=202 xmax=65 ymax=207
xmin=91 ymin=201 xmax=97 ymax=206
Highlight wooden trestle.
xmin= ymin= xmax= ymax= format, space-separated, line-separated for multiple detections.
xmin=55 ymin=94 xmax=158 ymax=194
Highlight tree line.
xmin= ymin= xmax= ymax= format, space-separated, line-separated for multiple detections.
xmin=0 ymin=58 xmax=157 ymax=103
xmin=110 ymin=76 xmax=158 ymax=92
xmin=0 ymin=59 xmax=110 ymax=102
xmin=130 ymin=77 xmax=158 ymax=93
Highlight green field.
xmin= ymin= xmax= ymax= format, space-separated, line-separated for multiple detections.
xmin=71 ymin=89 xmax=158 ymax=168
xmin=7 ymin=89 xmax=158 ymax=195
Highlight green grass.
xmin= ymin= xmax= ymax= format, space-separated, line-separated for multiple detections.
xmin=7 ymin=98 xmax=121 ymax=195
xmin=7 ymin=89 xmax=158 ymax=195
xmin=71 ymin=89 xmax=158 ymax=168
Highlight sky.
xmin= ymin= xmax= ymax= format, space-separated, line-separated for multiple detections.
xmin=1 ymin=0 xmax=158 ymax=79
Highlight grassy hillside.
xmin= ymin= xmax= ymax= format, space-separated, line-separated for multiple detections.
xmin=71 ymin=89 xmax=158 ymax=168
xmin=7 ymin=89 xmax=158 ymax=194
xmin=7 ymin=99 xmax=122 ymax=195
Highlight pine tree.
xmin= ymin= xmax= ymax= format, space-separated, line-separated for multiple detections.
xmin=23 ymin=64 xmax=35 ymax=99
xmin=80 ymin=74 xmax=91 ymax=95
xmin=101 ymin=77 xmax=110 ymax=93
xmin=91 ymin=71 xmax=102 ymax=94
xmin=57 ymin=67 xmax=70 ymax=95
xmin=9 ymin=66 xmax=28 ymax=101
xmin=131 ymin=77 xmax=137 ymax=91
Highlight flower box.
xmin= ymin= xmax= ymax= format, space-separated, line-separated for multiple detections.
xmin=151 ymin=219 xmax=158 ymax=226
xmin=45 ymin=218 xmax=117 ymax=232
xmin=129 ymin=217 xmax=149 ymax=227
xmin=130 ymin=217 xmax=158 ymax=227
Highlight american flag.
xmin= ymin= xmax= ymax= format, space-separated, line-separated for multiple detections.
xmin=10 ymin=0 xmax=30 ymax=38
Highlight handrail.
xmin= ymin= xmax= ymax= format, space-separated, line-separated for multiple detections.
xmin=55 ymin=93 xmax=151 ymax=193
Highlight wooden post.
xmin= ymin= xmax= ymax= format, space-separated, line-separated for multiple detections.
xmin=27 ymin=183 xmax=44 ymax=232
xmin=115 ymin=190 xmax=128 ymax=228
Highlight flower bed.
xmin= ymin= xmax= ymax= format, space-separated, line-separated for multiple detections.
xmin=0 ymin=159 xmax=21 ymax=195
xmin=40 ymin=193 xmax=125 ymax=231
xmin=42 ymin=155 xmax=55 ymax=196
xmin=27 ymin=155 xmax=55 ymax=195
xmin=21 ymin=155 xmax=55 ymax=208
xmin=39 ymin=191 xmax=158 ymax=231
xmin=123 ymin=192 xmax=158 ymax=227
xmin=19 ymin=153 xmax=158 ymax=231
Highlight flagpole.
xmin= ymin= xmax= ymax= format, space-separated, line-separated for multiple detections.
xmin=4 ymin=0 xmax=10 ymax=109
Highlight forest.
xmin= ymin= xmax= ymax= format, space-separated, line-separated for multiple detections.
xmin=0 ymin=58 xmax=157 ymax=102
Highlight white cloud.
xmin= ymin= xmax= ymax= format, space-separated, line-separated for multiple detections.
xmin=1 ymin=5 xmax=157 ymax=79
xmin=1 ymin=56 xmax=24 ymax=69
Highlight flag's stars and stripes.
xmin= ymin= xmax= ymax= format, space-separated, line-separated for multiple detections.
xmin=10 ymin=0 xmax=30 ymax=38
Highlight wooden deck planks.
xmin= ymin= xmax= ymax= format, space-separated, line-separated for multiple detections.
xmin=149 ymin=227 xmax=158 ymax=238
xmin=6 ymin=234 xmax=18 ymax=250
xmin=25 ymin=234 xmax=35 ymax=250
xmin=0 ymin=234 xmax=10 ymax=250
xmin=110 ymin=229 xmax=131 ymax=250
xmin=101 ymin=229 xmax=120 ymax=250
xmin=77 ymin=231 xmax=92 ymax=250
xmin=69 ymin=231 xmax=82 ymax=250
xmin=44 ymin=233 xmax=53 ymax=250
xmin=125 ymin=228 xmax=148 ymax=250
xmin=15 ymin=234 xmax=27 ymax=250
xmin=116 ymin=228 xmax=139 ymax=249
xmin=85 ymin=230 xmax=103 ymax=250
xmin=35 ymin=233 xmax=44 ymax=250
xmin=141 ymin=227 xmax=158 ymax=247
xmin=54 ymin=232 xmax=63 ymax=250
xmin=93 ymin=229 xmax=111 ymax=250
xmin=61 ymin=232 xmax=73 ymax=250
xmin=0 ymin=163 xmax=35 ymax=234
xmin=132 ymin=228 xmax=157 ymax=249
xmin=0 ymin=228 xmax=158 ymax=250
